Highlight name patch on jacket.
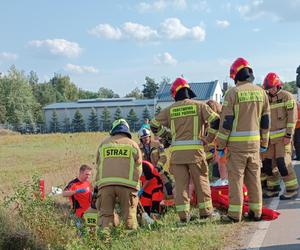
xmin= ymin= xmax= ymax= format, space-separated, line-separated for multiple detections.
xmin=170 ymin=105 xmax=197 ymax=118
xmin=238 ymin=90 xmax=263 ymax=103
xmin=103 ymin=147 xmax=131 ymax=158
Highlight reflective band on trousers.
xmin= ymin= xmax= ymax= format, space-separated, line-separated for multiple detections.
xmin=170 ymin=140 xmax=204 ymax=152
xmin=270 ymin=129 xmax=286 ymax=139
xmin=284 ymin=178 xmax=298 ymax=187
xmin=228 ymin=204 xmax=242 ymax=213
xmin=199 ymin=200 xmax=212 ymax=209
xmin=176 ymin=204 xmax=190 ymax=212
xmin=249 ymin=203 xmax=262 ymax=211
xmin=171 ymin=140 xmax=203 ymax=146
xmin=267 ymin=180 xmax=280 ymax=187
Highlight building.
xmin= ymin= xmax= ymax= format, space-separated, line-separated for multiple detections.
xmin=43 ymin=80 xmax=223 ymax=132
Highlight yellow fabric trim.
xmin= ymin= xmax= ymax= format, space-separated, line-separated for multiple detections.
xmin=270 ymin=103 xmax=285 ymax=109
xmin=207 ymin=128 xmax=217 ymax=134
xmin=170 ymin=105 xmax=197 ymax=119
xmin=228 ymin=135 xmax=260 ymax=142
xmin=199 ymin=200 xmax=212 ymax=209
xmin=176 ymin=204 xmax=190 ymax=212
xmin=170 ymin=145 xmax=204 ymax=152
xmin=249 ymin=203 xmax=262 ymax=211
xmin=171 ymin=119 xmax=176 ymax=142
xmin=270 ymin=132 xmax=285 ymax=139
xmin=237 ymin=90 xmax=263 ymax=102
xmin=284 ymin=178 xmax=298 ymax=187
xmin=287 ymin=123 xmax=295 ymax=128
xmin=217 ymin=132 xmax=229 ymax=140
xmin=228 ymin=204 xmax=242 ymax=212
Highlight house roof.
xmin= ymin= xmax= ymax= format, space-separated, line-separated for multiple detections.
xmin=156 ymin=80 xmax=219 ymax=102
xmin=43 ymin=98 xmax=155 ymax=110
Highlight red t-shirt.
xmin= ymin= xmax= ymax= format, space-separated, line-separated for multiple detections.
xmin=64 ymin=178 xmax=92 ymax=217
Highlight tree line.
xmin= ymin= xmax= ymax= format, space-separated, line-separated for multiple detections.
xmin=0 ymin=65 xmax=168 ymax=133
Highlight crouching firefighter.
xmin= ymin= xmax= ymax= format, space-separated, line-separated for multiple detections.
xmin=95 ymin=119 xmax=142 ymax=229
xmin=217 ymin=58 xmax=271 ymax=223
xmin=150 ymin=77 xmax=220 ymax=223
xmin=138 ymin=128 xmax=174 ymax=198
xmin=261 ymin=72 xmax=299 ymax=200
xmin=139 ymin=160 xmax=164 ymax=217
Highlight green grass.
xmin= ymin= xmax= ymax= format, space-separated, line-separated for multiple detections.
xmin=0 ymin=133 xmax=243 ymax=250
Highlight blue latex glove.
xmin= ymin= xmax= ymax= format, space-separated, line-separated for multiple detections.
xmin=209 ymin=148 xmax=215 ymax=154
xmin=138 ymin=188 xmax=144 ymax=197
xmin=217 ymin=149 xmax=225 ymax=157
xmin=260 ymin=146 xmax=268 ymax=153
xmin=76 ymin=188 xmax=86 ymax=193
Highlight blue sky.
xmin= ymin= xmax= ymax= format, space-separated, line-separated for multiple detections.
xmin=0 ymin=0 xmax=300 ymax=96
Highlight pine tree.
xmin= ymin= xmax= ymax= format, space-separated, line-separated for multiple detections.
xmin=24 ymin=112 xmax=35 ymax=133
xmin=36 ymin=111 xmax=45 ymax=133
xmin=50 ymin=110 xmax=60 ymax=133
xmin=101 ymin=107 xmax=111 ymax=131
xmin=155 ymin=106 xmax=162 ymax=115
xmin=142 ymin=76 xmax=159 ymax=99
xmin=62 ymin=116 xmax=71 ymax=133
xmin=127 ymin=108 xmax=139 ymax=131
xmin=114 ymin=107 xmax=123 ymax=120
xmin=142 ymin=106 xmax=151 ymax=120
xmin=88 ymin=108 xmax=99 ymax=131
xmin=72 ymin=110 xmax=86 ymax=132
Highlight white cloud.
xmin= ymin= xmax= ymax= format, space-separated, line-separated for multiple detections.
xmin=137 ymin=0 xmax=186 ymax=12
xmin=28 ymin=39 xmax=82 ymax=58
xmin=154 ymin=52 xmax=177 ymax=65
xmin=122 ymin=22 xmax=158 ymax=41
xmin=65 ymin=64 xmax=99 ymax=74
xmin=192 ymin=1 xmax=210 ymax=12
xmin=237 ymin=0 xmax=300 ymax=22
xmin=0 ymin=52 xmax=18 ymax=61
xmin=160 ymin=18 xmax=206 ymax=41
xmin=88 ymin=24 xmax=122 ymax=40
xmin=216 ymin=20 xmax=230 ymax=28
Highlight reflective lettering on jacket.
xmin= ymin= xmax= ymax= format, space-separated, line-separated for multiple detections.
xmin=104 ymin=147 xmax=131 ymax=158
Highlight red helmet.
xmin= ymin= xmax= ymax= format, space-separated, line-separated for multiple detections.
xmin=230 ymin=57 xmax=252 ymax=80
xmin=170 ymin=77 xmax=190 ymax=98
xmin=263 ymin=72 xmax=282 ymax=90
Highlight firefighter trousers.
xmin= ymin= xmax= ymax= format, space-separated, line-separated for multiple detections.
xmin=170 ymin=160 xmax=213 ymax=220
xmin=227 ymin=150 xmax=262 ymax=221
xmin=262 ymin=143 xmax=298 ymax=192
xmin=96 ymin=186 xmax=138 ymax=229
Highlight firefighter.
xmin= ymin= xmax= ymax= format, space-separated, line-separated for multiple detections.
xmin=262 ymin=72 xmax=299 ymax=200
xmin=293 ymin=102 xmax=300 ymax=160
xmin=150 ymin=77 xmax=220 ymax=222
xmin=139 ymin=160 xmax=164 ymax=217
xmin=217 ymin=58 xmax=271 ymax=223
xmin=138 ymin=127 xmax=174 ymax=198
xmin=95 ymin=119 xmax=142 ymax=229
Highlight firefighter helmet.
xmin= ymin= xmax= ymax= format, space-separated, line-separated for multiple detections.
xmin=138 ymin=128 xmax=151 ymax=139
xmin=170 ymin=77 xmax=191 ymax=98
xmin=230 ymin=57 xmax=252 ymax=80
xmin=263 ymin=72 xmax=282 ymax=90
xmin=110 ymin=119 xmax=131 ymax=138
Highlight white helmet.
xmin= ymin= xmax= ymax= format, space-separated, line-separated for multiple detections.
xmin=138 ymin=128 xmax=151 ymax=139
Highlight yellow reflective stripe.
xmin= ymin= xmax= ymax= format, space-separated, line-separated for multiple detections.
xmin=228 ymin=204 xmax=242 ymax=212
xmin=229 ymin=135 xmax=260 ymax=142
xmin=206 ymin=152 xmax=213 ymax=159
xmin=217 ymin=132 xmax=229 ymax=140
xmin=170 ymin=105 xmax=197 ymax=118
xmin=207 ymin=112 xmax=217 ymax=123
xmin=267 ymin=180 xmax=280 ymax=187
xmin=157 ymin=161 xmax=164 ymax=168
xmin=99 ymin=146 xmax=105 ymax=179
xmin=232 ymin=104 xmax=239 ymax=132
xmin=151 ymin=119 xmax=160 ymax=127
xmin=129 ymin=152 xmax=135 ymax=182
xmin=193 ymin=116 xmax=198 ymax=141
xmin=176 ymin=204 xmax=190 ymax=212
xmin=270 ymin=132 xmax=285 ymax=139
xmin=237 ymin=90 xmax=263 ymax=102
xmin=171 ymin=119 xmax=176 ymax=142
xmin=152 ymin=149 xmax=159 ymax=153
xmin=170 ymin=145 xmax=204 ymax=152
xmin=286 ymin=100 xmax=295 ymax=109
xmin=249 ymin=203 xmax=262 ymax=211
xmin=271 ymin=103 xmax=285 ymax=109
xmin=287 ymin=123 xmax=295 ymax=128
xmin=262 ymin=132 xmax=270 ymax=139
xmin=199 ymin=200 xmax=212 ymax=209
xmin=83 ymin=212 xmax=98 ymax=226
xmin=156 ymin=127 xmax=166 ymax=137
xmin=284 ymin=178 xmax=298 ymax=187
xmin=160 ymin=152 xmax=166 ymax=156
xmin=207 ymin=127 xmax=217 ymax=134
xmin=223 ymin=100 xmax=228 ymax=107
xmin=261 ymin=175 xmax=267 ymax=181
xmin=97 ymin=177 xmax=139 ymax=187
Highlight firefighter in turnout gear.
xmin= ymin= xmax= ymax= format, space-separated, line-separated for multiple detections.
xmin=150 ymin=77 xmax=220 ymax=222
xmin=138 ymin=128 xmax=174 ymax=198
xmin=95 ymin=119 xmax=142 ymax=229
xmin=262 ymin=72 xmax=299 ymax=200
xmin=217 ymin=57 xmax=271 ymax=223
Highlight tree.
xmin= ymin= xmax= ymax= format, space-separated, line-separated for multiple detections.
xmin=50 ymin=110 xmax=60 ymax=133
xmin=125 ymin=87 xmax=144 ymax=99
xmin=127 ymin=108 xmax=139 ymax=131
xmin=35 ymin=111 xmax=45 ymax=133
xmin=155 ymin=106 xmax=162 ymax=115
xmin=23 ymin=112 xmax=35 ymax=133
xmin=78 ymin=89 xmax=99 ymax=99
xmin=142 ymin=106 xmax=151 ymax=120
xmin=72 ymin=110 xmax=86 ymax=132
xmin=0 ymin=104 xmax=6 ymax=124
xmin=101 ymin=107 xmax=111 ymax=131
xmin=88 ymin=108 xmax=99 ymax=131
xmin=142 ymin=77 xmax=159 ymax=99
xmin=62 ymin=116 xmax=71 ymax=133
xmin=114 ymin=107 xmax=123 ymax=120
xmin=98 ymin=87 xmax=119 ymax=98
xmin=49 ymin=73 xmax=78 ymax=101
xmin=282 ymin=81 xmax=297 ymax=94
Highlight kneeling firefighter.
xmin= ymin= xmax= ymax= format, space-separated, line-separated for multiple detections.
xmin=150 ymin=77 xmax=220 ymax=222
xmin=95 ymin=119 xmax=142 ymax=229
xmin=261 ymin=72 xmax=299 ymax=199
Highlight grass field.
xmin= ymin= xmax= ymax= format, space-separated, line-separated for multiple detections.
xmin=0 ymin=133 xmax=246 ymax=250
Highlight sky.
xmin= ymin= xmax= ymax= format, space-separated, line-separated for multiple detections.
xmin=0 ymin=0 xmax=300 ymax=96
